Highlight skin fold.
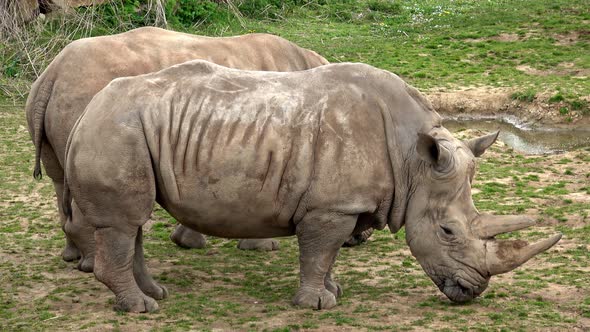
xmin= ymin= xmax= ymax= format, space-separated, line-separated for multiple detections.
xmin=63 ymin=61 xmax=560 ymax=312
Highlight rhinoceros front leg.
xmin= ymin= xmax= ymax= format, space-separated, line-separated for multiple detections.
xmin=94 ymin=225 xmax=158 ymax=312
xmin=293 ymin=212 xmax=356 ymax=310
xmin=170 ymin=224 xmax=207 ymax=249
xmin=63 ymin=200 xmax=96 ymax=272
xmin=237 ymin=238 xmax=280 ymax=251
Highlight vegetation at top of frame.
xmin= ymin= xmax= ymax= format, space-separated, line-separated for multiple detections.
xmin=1 ymin=0 xmax=589 ymax=113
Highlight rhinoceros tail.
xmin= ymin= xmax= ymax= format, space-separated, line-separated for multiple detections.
xmin=25 ymin=76 xmax=54 ymax=180
xmin=62 ymin=137 xmax=71 ymax=217
xmin=61 ymin=112 xmax=80 ymax=219
xmin=62 ymin=176 xmax=72 ymax=218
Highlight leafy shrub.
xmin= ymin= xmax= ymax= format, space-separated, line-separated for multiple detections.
xmin=2 ymin=58 xmax=21 ymax=78
xmin=84 ymin=0 xmax=229 ymax=30
xmin=166 ymin=0 xmax=227 ymax=26
xmin=79 ymin=0 xmax=168 ymax=31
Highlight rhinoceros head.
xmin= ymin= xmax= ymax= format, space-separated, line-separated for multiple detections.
xmin=403 ymin=128 xmax=561 ymax=303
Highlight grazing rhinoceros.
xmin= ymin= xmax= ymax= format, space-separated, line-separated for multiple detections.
xmin=25 ymin=27 xmax=333 ymax=272
xmin=63 ymin=60 xmax=561 ymax=312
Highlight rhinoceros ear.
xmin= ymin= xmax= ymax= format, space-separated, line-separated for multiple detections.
xmin=466 ymin=131 xmax=499 ymax=157
xmin=416 ymin=133 xmax=452 ymax=171
xmin=416 ymin=133 xmax=440 ymax=164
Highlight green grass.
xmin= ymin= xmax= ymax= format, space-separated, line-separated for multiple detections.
xmin=511 ymin=90 xmax=537 ymax=102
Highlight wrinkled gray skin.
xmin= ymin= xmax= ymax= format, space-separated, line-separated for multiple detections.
xmin=25 ymin=27 xmax=331 ymax=272
xmin=342 ymin=227 xmax=374 ymax=247
xmin=64 ymin=61 xmax=561 ymax=312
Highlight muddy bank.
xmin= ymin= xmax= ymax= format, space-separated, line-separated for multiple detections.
xmin=444 ymin=118 xmax=590 ymax=154
xmin=427 ymin=87 xmax=590 ymax=129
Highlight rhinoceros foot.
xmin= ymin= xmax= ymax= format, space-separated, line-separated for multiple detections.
xmin=114 ymin=292 xmax=159 ymax=313
xmin=140 ymin=282 xmax=168 ymax=301
xmin=76 ymin=254 xmax=94 ymax=273
xmin=237 ymin=238 xmax=279 ymax=251
xmin=293 ymin=287 xmax=337 ymax=310
xmin=135 ymin=274 xmax=168 ymax=300
xmin=325 ymin=279 xmax=343 ymax=298
xmin=61 ymin=241 xmax=81 ymax=262
xmin=170 ymin=224 xmax=207 ymax=249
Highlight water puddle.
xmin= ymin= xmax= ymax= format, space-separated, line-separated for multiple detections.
xmin=443 ymin=117 xmax=590 ymax=155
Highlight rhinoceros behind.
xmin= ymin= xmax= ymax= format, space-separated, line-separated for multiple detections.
xmin=63 ymin=60 xmax=560 ymax=312
xmin=25 ymin=27 xmax=330 ymax=272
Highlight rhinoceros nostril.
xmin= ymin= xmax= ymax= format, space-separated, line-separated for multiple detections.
xmin=458 ymin=282 xmax=469 ymax=294
xmin=456 ymin=279 xmax=474 ymax=297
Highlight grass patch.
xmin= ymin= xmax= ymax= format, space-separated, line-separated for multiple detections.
xmin=548 ymin=92 xmax=565 ymax=103
xmin=511 ymin=90 xmax=536 ymax=102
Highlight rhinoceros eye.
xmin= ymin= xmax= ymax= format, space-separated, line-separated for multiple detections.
xmin=440 ymin=225 xmax=454 ymax=236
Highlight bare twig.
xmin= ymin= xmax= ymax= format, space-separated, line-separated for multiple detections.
xmin=1 ymin=0 xmax=172 ymax=99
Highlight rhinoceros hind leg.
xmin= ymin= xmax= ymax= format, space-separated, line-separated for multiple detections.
xmin=62 ymin=238 xmax=81 ymax=261
xmin=52 ymin=179 xmax=81 ymax=262
xmin=134 ymin=227 xmax=168 ymax=300
xmin=94 ymin=226 xmax=158 ymax=313
xmin=237 ymin=238 xmax=279 ymax=251
xmin=342 ymin=227 xmax=374 ymax=247
xmin=64 ymin=200 xmax=96 ymax=272
xmin=77 ymin=255 xmax=94 ymax=273
xmin=292 ymin=212 xmax=356 ymax=310
xmin=170 ymin=224 xmax=207 ymax=249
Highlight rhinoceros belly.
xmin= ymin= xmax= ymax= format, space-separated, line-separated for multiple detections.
xmin=141 ymin=89 xmax=323 ymax=238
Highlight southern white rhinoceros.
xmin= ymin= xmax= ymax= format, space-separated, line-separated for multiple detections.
xmin=25 ymin=27 xmax=331 ymax=272
xmin=63 ymin=60 xmax=561 ymax=312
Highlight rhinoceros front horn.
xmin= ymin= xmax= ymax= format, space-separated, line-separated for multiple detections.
xmin=485 ymin=233 xmax=562 ymax=276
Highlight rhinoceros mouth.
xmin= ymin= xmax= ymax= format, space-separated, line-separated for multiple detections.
xmin=440 ymin=278 xmax=487 ymax=303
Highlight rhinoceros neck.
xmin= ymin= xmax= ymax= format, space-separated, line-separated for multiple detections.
xmin=375 ymin=75 xmax=441 ymax=233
